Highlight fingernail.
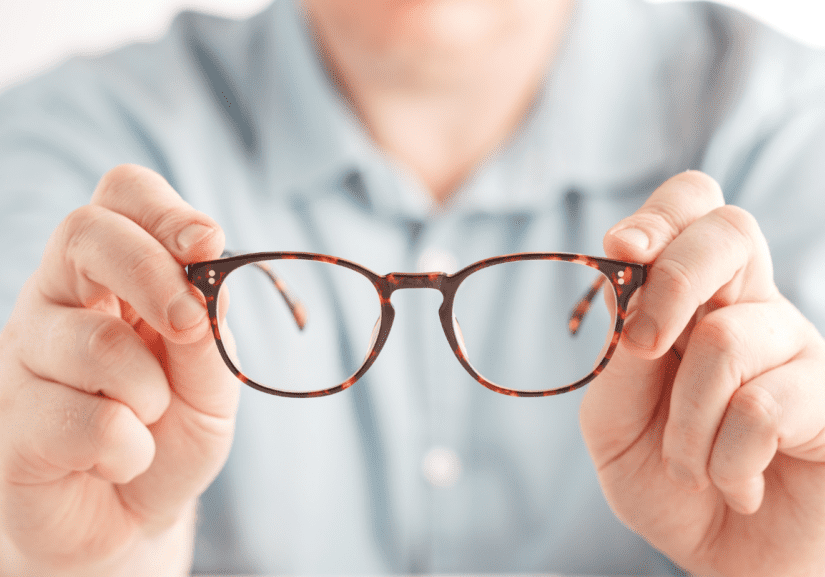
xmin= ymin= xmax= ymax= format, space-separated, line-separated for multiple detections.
xmin=624 ymin=310 xmax=658 ymax=350
xmin=169 ymin=292 xmax=207 ymax=332
xmin=613 ymin=227 xmax=650 ymax=251
xmin=666 ymin=459 xmax=699 ymax=491
xmin=177 ymin=224 xmax=213 ymax=252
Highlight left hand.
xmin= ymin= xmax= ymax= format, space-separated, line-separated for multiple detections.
xmin=579 ymin=170 xmax=825 ymax=577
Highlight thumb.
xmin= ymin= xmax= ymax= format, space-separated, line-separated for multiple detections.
xmin=580 ymin=172 xmax=720 ymax=466
xmin=161 ymin=286 xmax=238 ymax=420
xmin=580 ymin=334 xmax=680 ymax=470
xmin=117 ymin=316 xmax=240 ymax=529
xmin=114 ymin=261 xmax=238 ymax=527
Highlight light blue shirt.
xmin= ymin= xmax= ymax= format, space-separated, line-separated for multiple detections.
xmin=1 ymin=0 xmax=825 ymax=575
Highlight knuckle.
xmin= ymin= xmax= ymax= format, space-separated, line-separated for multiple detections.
xmin=121 ymin=246 xmax=172 ymax=323
xmin=691 ymin=311 xmax=751 ymax=382
xmin=673 ymin=170 xmax=724 ymax=204
xmin=140 ymin=205 xmax=184 ymax=245
xmin=88 ymin=397 xmax=130 ymax=454
xmin=176 ymin=405 xmax=235 ymax=450
xmin=712 ymin=204 xmax=760 ymax=244
xmin=669 ymin=419 xmax=707 ymax=462
xmin=60 ymin=205 xmax=101 ymax=254
xmin=708 ymin=465 xmax=740 ymax=489
xmin=86 ymin=318 xmax=136 ymax=374
xmin=729 ymin=384 xmax=781 ymax=431
xmin=652 ymin=256 xmax=696 ymax=301
xmin=122 ymin=244 xmax=170 ymax=287
xmin=58 ymin=206 xmax=108 ymax=288
xmin=692 ymin=311 xmax=748 ymax=358
xmin=92 ymin=163 xmax=152 ymax=204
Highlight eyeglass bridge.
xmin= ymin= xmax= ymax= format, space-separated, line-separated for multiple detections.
xmin=384 ymin=272 xmax=448 ymax=291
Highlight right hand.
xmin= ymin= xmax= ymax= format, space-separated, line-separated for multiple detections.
xmin=0 ymin=164 xmax=240 ymax=575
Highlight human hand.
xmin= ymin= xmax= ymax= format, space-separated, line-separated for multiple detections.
xmin=579 ymin=171 xmax=825 ymax=577
xmin=0 ymin=164 xmax=240 ymax=576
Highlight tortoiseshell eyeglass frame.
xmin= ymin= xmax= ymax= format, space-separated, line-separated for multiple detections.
xmin=187 ymin=251 xmax=648 ymax=398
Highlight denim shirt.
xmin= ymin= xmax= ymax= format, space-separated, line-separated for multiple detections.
xmin=1 ymin=0 xmax=824 ymax=575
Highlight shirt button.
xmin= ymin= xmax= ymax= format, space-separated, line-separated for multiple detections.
xmin=421 ymin=446 xmax=462 ymax=488
xmin=417 ymin=247 xmax=458 ymax=274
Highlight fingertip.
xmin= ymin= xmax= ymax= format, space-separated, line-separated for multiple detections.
xmin=176 ymin=224 xmax=214 ymax=253
xmin=613 ymin=227 xmax=650 ymax=252
xmin=723 ymin=475 xmax=765 ymax=515
xmin=176 ymin=222 xmax=225 ymax=265
xmin=96 ymin=409 xmax=156 ymax=484
xmin=621 ymin=310 xmax=664 ymax=358
xmin=139 ymin=381 xmax=172 ymax=427
xmin=677 ymin=170 xmax=724 ymax=205
xmin=726 ymin=496 xmax=756 ymax=515
xmin=167 ymin=291 xmax=209 ymax=341
xmin=604 ymin=224 xmax=657 ymax=264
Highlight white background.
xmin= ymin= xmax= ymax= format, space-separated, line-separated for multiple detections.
xmin=0 ymin=0 xmax=824 ymax=93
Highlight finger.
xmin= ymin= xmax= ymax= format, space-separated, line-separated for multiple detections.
xmin=90 ymin=164 xmax=225 ymax=267
xmin=707 ymin=381 xmax=778 ymax=514
xmin=157 ymin=299 xmax=239 ymax=421
xmin=38 ymin=203 xmax=209 ymax=344
xmin=604 ymin=170 xmax=725 ymax=263
xmin=620 ymin=203 xmax=776 ymax=359
xmin=18 ymin=296 xmax=170 ymax=426
xmin=586 ymin=171 xmax=725 ymax=454
xmin=662 ymin=298 xmax=808 ymax=492
xmin=149 ymin=268 xmax=237 ymax=419
xmin=603 ymin=171 xmax=736 ymax=359
xmin=708 ymin=345 xmax=825 ymax=513
xmin=7 ymin=379 xmax=155 ymax=485
xmin=88 ymin=164 xmax=237 ymax=416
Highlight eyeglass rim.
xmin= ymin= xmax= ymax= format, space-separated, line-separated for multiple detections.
xmin=188 ymin=251 xmax=648 ymax=398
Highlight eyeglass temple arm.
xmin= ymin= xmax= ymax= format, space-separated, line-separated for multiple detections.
xmin=567 ymin=275 xmax=606 ymax=336
xmin=221 ymin=250 xmax=307 ymax=330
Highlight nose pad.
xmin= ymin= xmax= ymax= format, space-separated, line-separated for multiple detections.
xmin=364 ymin=317 xmax=381 ymax=363
xmin=452 ymin=314 xmax=469 ymax=359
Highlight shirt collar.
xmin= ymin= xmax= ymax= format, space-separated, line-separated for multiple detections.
xmin=262 ymin=0 xmax=709 ymax=218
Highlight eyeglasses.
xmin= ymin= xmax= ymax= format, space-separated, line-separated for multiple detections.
xmin=187 ymin=251 xmax=647 ymax=398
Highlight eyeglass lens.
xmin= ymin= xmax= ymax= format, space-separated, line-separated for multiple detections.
xmin=216 ymin=258 xmax=616 ymax=395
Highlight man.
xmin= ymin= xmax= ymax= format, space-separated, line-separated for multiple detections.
xmin=0 ymin=0 xmax=824 ymax=575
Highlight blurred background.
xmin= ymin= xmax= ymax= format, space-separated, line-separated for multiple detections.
xmin=1 ymin=0 xmax=824 ymax=94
